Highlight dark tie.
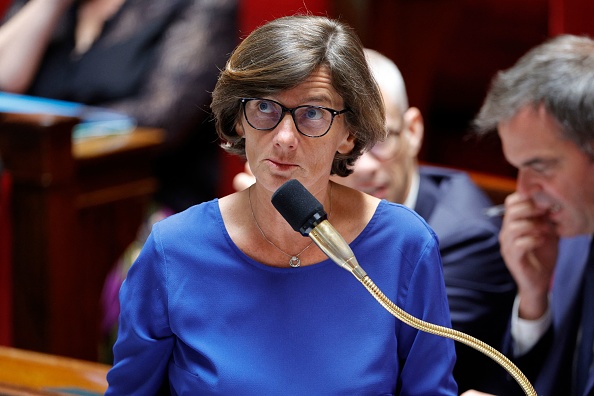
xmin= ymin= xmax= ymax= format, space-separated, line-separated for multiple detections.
xmin=575 ymin=237 xmax=594 ymax=396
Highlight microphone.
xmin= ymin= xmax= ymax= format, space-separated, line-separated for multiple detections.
xmin=271 ymin=179 xmax=536 ymax=396
xmin=271 ymin=179 xmax=367 ymax=281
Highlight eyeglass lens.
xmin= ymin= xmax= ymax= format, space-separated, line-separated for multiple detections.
xmin=243 ymin=99 xmax=335 ymax=137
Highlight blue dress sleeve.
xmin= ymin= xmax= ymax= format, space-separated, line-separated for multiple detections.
xmin=106 ymin=225 xmax=174 ymax=394
xmin=395 ymin=232 xmax=458 ymax=395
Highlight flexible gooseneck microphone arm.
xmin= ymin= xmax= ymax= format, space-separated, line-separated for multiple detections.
xmin=271 ymin=179 xmax=537 ymax=396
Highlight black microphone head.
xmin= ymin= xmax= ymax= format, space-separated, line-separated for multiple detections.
xmin=271 ymin=179 xmax=328 ymax=236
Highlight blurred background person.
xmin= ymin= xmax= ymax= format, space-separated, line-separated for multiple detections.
xmin=0 ymin=0 xmax=238 ymax=212
xmin=234 ymin=48 xmax=516 ymax=394
xmin=0 ymin=0 xmax=238 ymax=362
xmin=466 ymin=34 xmax=594 ymax=396
xmin=342 ymin=48 xmax=516 ymax=394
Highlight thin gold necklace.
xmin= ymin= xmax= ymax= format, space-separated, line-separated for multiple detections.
xmin=248 ymin=183 xmax=332 ymax=268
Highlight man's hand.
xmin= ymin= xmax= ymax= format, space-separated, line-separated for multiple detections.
xmin=499 ymin=192 xmax=558 ymax=319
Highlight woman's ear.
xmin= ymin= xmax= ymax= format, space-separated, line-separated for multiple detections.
xmin=235 ymin=121 xmax=245 ymax=137
xmin=402 ymin=107 xmax=424 ymax=157
xmin=337 ymin=133 xmax=356 ymax=154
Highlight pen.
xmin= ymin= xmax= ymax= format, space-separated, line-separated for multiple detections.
xmin=484 ymin=204 xmax=506 ymax=218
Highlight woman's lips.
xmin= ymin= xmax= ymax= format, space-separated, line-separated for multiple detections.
xmin=267 ymin=159 xmax=297 ymax=171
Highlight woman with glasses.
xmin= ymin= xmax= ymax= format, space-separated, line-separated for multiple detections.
xmin=107 ymin=15 xmax=457 ymax=395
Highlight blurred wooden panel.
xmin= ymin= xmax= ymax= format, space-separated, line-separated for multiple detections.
xmin=0 ymin=168 xmax=11 ymax=346
xmin=0 ymin=112 xmax=164 ymax=361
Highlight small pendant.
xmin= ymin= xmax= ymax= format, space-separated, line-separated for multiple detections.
xmin=289 ymin=256 xmax=301 ymax=268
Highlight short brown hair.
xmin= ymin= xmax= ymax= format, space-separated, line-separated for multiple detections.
xmin=211 ymin=15 xmax=386 ymax=176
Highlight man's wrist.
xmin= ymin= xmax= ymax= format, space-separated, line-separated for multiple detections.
xmin=511 ymin=294 xmax=552 ymax=356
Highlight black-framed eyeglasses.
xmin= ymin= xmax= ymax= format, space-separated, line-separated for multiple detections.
xmin=240 ymin=97 xmax=350 ymax=138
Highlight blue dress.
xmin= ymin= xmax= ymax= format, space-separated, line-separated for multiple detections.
xmin=106 ymin=199 xmax=457 ymax=395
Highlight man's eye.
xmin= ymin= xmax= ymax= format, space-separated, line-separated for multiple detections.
xmin=530 ymin=162 xmax=555 ymax=175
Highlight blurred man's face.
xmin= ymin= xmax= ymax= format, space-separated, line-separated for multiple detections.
xmin=334 ymin=91 xmax=421 ymax=204
xmin=499 ymin=104 xmax=594 ymax=236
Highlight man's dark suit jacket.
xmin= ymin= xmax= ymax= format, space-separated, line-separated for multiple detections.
xmin=416 ymin=166 xmax=517 ymax=393
xmin=498 ymin=234 xmax=594 ymax=396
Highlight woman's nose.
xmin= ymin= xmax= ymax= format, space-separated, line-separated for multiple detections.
xmin=272 ymin=114 xmax=300 ymax=147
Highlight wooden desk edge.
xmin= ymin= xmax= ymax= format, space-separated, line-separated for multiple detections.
xmin=0 ymin=346 xmax=110 ymax=394
xmin=73 ymin=127 xmax=165 ymax=159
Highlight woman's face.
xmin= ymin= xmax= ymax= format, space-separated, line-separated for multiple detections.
xmin=236 ymin=67 xmax=355 ymax=195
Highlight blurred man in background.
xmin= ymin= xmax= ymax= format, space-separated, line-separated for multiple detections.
xmin=467 ymin=34 xmax=594 ymax=396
